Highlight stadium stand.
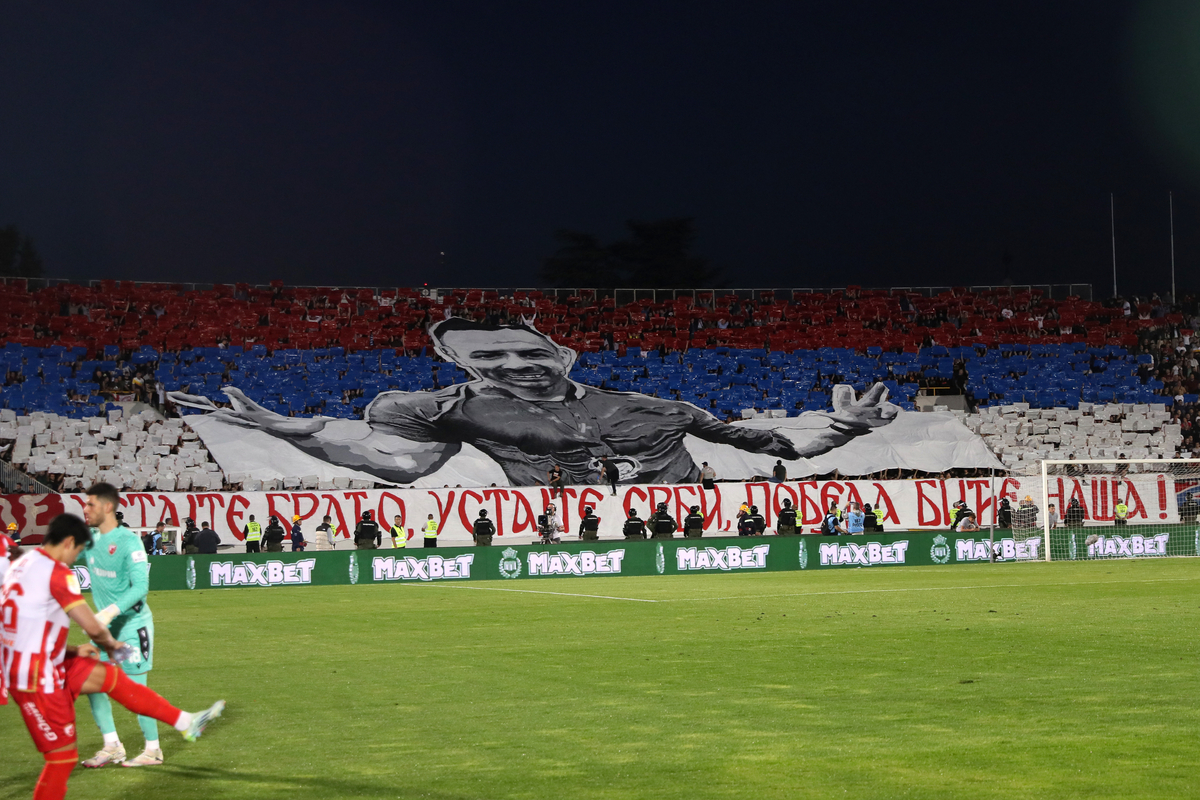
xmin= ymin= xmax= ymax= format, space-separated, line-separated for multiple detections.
xmin=1 ymin=279 xmax=1197 ymax=491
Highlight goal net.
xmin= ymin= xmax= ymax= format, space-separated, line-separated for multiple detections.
xmin=1040 ymin=459 xmax=1200 ymax=562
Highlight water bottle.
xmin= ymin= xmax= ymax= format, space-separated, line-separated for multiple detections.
xmin=111 ymin=643 xmax=134 ymax=665
xmin=185 ymin=557 xmax=196 ymax=590
xmin=348 ymin=552 xmax=359 ymax=585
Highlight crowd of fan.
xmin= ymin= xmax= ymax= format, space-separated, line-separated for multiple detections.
xmin=2 ymin=279 xmax=1199 ymax=493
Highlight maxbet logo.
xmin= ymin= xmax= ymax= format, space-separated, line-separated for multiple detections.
xmin=819 ymin=540 xmax=910 ymax=567
xmin=955 ymin=537 xmax=1042 ymax=562
xmin=1087 ymin=533 xmax=1169 ymax=558
xmin=210 ymin=559 xmax=316 ymax=587
xmin=676 ymin=545 xmax=769 ymax=571
xmin=528 ymin=550 xmax=625 ymax=576
xmin=372 ymin=554 xmax=475 ymax=581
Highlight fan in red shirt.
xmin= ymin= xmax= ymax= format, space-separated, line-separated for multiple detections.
xmin=0 ymin=514 xmax=226 ymax=800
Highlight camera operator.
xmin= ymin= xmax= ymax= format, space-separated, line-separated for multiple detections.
xmin=537 ymin=504 xmax=563 ymax=545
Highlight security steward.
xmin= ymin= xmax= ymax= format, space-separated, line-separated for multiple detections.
xmin=354 ymin=510 xmax=382 ymax=550
xmin=422 ymin=513 xmax=440 ymax=548
xmin=390 ymin=515 xmax=407 ymax=548
xmin=1114 ymin=498 xmax=1129 ymax=526
xmin=622 ymin=509 xmax=647 ymax=540
xmin=577 ymin=507 xmax=601 ymax=541
xmin=243 ymin=514 xmax=263 ymax=553
xmin=263 ymin=514 xmax=288 ymax=552
xmin=738 ymin=505 xmax=766 ymax=536
xmin=180 ymin=521 xmax=198 ymax=554
xmin=682 ymin=505 xmax=705 ymax=538
xmin=6 ymin=521 xmax=20 ymax=545
xmin=776 ymin=498 xmax=798 ymax=535
xmin=473 ymin=509 xmax=496 ymax=546
xmin=648 ymin=502 xmax=678 ymax=539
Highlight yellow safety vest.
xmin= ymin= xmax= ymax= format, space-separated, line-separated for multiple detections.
xmin=245 ymin=521 xmax=262 ymax=542
xmin=391 ymin=525 xmax=406 ymax=548
xmin=1115 ymin=503 xmax=1128 ymax=519
xmin=423 ymin=520 xmax=439 ymax=538
xmin=873 ymin=508 xmax=884 ymax=522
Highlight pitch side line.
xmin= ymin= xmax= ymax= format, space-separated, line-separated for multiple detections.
xmin=653 ymin=575 xmax=1200 ymax=602
xmin=399 ymin=584 xmax=658 ymax=602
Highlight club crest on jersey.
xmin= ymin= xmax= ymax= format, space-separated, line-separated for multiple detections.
xmin=108 ymin=544 xmax=117 ymax=555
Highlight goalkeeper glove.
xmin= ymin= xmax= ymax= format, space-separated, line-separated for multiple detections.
xmin=95 ymin=604 xmax=120 ymax=627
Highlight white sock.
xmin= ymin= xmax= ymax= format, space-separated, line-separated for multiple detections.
xmin=103 ymin=732 xmax=121 ymax=747
xmin=173 ymin=711 xmax=193 ymax=732
xmin=144 ymin=739 xmax=160 ymax=752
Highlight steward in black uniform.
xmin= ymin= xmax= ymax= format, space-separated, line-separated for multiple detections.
xmin=578 ymin=507 xmax=601 ymax=541
xmin=622 ymin=510 xmax=647 ymax=540
xmin=776 ymin=499 xmax=797 ymax=535
xmin=263 ymin=515 xmax=288 ymax=552
xmin=1180 ymin=492 xmax=1199 ymax=524
xmin=1064 ymin=497 xmax=1086 ymax=527
xmin=354 ymin=511 xmax=382 ymax=550
xmin=682 ymin=506 xmax=705 ymax=538
xmin=183 ymin=517 xmax=200 ymax=548
xmin=472 ymin=509 xmax=496 ymax=546
xmin=180 ymin=524 xmax=198 ymax=554
xmin=648 ymin=503 xmax=678 ymax=539
xmin=997 ymin=498 xmax=1013 ymax=529
xmin=862 ymin=503 xmax=879 ymax=532
xmin=738 ymin=505 xmax=766 ymax=536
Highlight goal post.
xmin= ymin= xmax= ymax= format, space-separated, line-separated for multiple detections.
xmin=1040 ymin=458 xmax=1200 ymax=563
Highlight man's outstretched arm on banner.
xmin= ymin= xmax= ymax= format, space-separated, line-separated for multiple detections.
xmin=686 ymin=382 xmax=897 ymax=460
xmin=169 ymin=387 xmax=459 ymax=485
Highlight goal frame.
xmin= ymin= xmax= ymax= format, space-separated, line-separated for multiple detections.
xmin=1039 ymin=458 xmax=1200 ymax=562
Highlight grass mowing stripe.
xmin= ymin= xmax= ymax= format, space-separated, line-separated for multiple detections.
xmin=394 ymin=583 xmax=660 ymax=602
xmin=3 ymin=559 xmax=1193 ymax=799
xmin=653 ymin=573 xmax=1200 ymax=602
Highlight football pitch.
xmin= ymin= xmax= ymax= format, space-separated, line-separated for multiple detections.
xmin=3 ymin=559 xmax=1198 ymax=800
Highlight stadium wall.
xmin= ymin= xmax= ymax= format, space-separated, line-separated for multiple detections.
xmin=67 ymin=525 xmax=1199 ymax=593
xmin=2 ymin=475 xmax=1181 ymax=546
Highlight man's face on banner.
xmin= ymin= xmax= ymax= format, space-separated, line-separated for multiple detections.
xmin=440 ymin=328 xmax=572 ymax=394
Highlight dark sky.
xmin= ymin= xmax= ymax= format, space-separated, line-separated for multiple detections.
xmin=4 ymin=1 xmax=1200 ymax=294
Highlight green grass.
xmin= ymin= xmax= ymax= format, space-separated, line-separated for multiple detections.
xmin=3 ymin=559 xmax=1199 ymax=799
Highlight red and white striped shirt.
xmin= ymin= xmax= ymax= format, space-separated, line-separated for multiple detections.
xmin=0 ymin=548 xmax=86 ymax=703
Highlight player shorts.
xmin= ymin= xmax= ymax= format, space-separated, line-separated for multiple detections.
xmin=101 ymin=616 xmax=154 ymax=675
xmin=14 ymin=656 xmax=103 ymax=752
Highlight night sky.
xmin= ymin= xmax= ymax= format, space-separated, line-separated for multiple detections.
xmin=4 ymin=1 xmax=1200 ymax=294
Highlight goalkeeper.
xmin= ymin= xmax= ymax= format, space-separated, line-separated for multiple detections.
xmin=79 ymin=482 xmax=163 ymax=769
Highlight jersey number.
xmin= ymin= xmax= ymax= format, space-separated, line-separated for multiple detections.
xmin=1 ymin=582 xmax=23 ymax=634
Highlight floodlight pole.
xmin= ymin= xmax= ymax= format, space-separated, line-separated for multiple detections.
xmin=1110 ymin=193 xmax=1118 ymax=299
xmin=1169 ymin=191 xmax=1176 ymax=301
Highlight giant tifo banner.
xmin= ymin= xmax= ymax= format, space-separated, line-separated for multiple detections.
xmin=2 ymin=474 xmax=1180 ymax=547
xmin=168 ymin=319 xmax=1002 ymax=487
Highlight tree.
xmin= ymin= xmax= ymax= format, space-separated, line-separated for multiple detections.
xmin=539 ymin=230 xmax=619 ymax=287
xmin=0 ymin=225 xmax=44 ymax=278
xmin=540 ymin=217 xmax=721 ymax=288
